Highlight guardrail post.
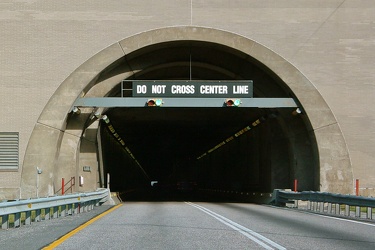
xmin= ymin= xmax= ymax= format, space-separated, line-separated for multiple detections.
xmin=35 ymin=209 xmax=41 ymax=222
xmin=327 ymin=203 xmax=332 ymax=214
xmin=318 ymin=202 xmax=323 ymax=212
xmin=45 ymin=208 xmax=50 ymax=220
xmin=294 ymin=199 xmax=298 ymax=208
xmin=53 ymin=206 xmax=59 ymax=219
xmin=14 ymin=212 xmax=21 ymax=227
xmin=367 ymin=207 xmax=373 ymax=220
xmin=355 ymin=206 xmax=360 ymax=218
xmin=74 ymin=203 xmax=79 ymax=214
xmin=25 ymin=211 xmax=31 ymax=225
xmin=61 ymin=205 xmax=66 ymax=217
xmin=335 ymin=204 xmax=340 ymax=215
xmin=67 ymin=204 xmax=71 ymax=215
xmin=312 ymin=201 xmax=315 ymax=211
xmin=345 ymin=205 xmax=350 ymax=216
xmin=2 ymin=215 xmax=9 ymax=229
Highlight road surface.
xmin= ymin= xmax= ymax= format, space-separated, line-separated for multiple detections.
xmin=46 ymin=202 xmax=375 ymax=249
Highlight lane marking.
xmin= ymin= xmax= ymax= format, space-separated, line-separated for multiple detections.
xmin=186 ymin=202 xmax=286 ymax=250
xmin=42 ymin=204 xmax=123 ymax=250
xmin=314 ymin=212 xmax=375 ymax=227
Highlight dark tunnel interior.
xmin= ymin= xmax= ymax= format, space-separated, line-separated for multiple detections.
xmin=93 ymin=41 xmax=319 ymax=202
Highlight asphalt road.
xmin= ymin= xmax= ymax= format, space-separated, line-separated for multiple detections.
xmin=1 ymin=202 xmax=375 ymax=249
xmin=52 ymin=202 xmax=375 ymax=249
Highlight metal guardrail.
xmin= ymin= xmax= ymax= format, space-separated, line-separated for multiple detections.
xmin=0 ymin=188 xmax=110 ymax=229
xmin=272 ymin=189 xmax=375 ymax=220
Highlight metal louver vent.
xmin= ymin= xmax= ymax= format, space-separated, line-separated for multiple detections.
xmin=0 ymin=132 xmax=19 ymax=170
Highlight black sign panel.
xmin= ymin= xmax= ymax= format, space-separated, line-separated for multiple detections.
xmin=128 ymin=80 xmax=253 ymax=98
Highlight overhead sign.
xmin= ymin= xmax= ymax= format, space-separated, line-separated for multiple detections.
xmin=127 ymin=80 xmax=253 ymax=98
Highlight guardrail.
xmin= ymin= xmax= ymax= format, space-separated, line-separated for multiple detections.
xmin=0 ymin=188 xmax=110 ymax=229
xmin=272 ymin=189 xmax=375 ymax=220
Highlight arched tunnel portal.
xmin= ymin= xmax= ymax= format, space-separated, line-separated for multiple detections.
xmin=20 ymin=27 xmax=353 ymax=200
xmin=98 ymin=41 xmax=319 ymax=199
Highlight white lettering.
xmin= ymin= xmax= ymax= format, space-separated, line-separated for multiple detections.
xmin=171 ymin=85 xmax=195 ymax=94
xmin=200 ymin=85 xmax=228 ymax=94
xmin=151 ymin=85 xmax=166 ymax=94
xmin=233 ymin=85 xmax=249 ymax=94
xmin=137 ymin=85 xmax=147 ymax=94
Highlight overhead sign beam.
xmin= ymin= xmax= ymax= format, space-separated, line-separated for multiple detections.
xmin=73 ymin=97 xmax=298 ymax=108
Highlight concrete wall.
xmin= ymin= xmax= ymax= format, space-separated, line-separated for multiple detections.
xmin=1 ymin=1 xmax=374 ymax=199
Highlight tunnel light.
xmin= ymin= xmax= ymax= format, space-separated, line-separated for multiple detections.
xmin=101 ymin=115 xmax=110 ymax=124
xmin=94 ymin=111 xmax=101 ymax=118
xmin=225 ymin=98 xmax=241 ymax=107
xmin=147 ymin=99 xmax=163 ymax=107
xmin=196 ymin=115 xmax=265 ymax=160
xmin=292 ymin=108 xmax=302 ymax=115
xmin=151 ymin=181 xmax=158 ymax=187
xmin=72 ymin=106 xmax=81 ymax=115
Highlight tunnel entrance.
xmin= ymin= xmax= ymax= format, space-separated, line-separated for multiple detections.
xmin=90 ymin=40 xmax=321 ymax=201
xmin=97 ymin=93 xmax=318 ymax=201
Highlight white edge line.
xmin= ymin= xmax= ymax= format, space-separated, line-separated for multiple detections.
xmin=314 ymin=213 xmax=375 ymax=227
xmin=186 ymin=202 xmax=273 ymax=250
xmin=186 ymin=202 xmax=286 ymax=250
xmin=190 ymin=202 xmax=286 ymax=250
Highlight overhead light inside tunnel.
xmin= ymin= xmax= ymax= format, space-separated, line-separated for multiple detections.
xmin=71 ymin=106 xmax=81 ymax=115
xmin=292 ymin=108 xmax=302 ymax=116
xmin=94 ymin=111 xmax=101 ymax=119
xmin=101 ymin=115 xmax=110 ymax=124
xmin=101 ymin=114 xmax=150 ymax=181
xmin=196 ymin=114 xmax=275 ymax=160
xmin=224 ymin=99 xmax=241 ymax=107
xmin=146 ymin=99 xmax=163 ymax=107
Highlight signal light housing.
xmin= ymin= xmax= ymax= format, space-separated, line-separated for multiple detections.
xmin=225 ymin=99 xmax=241 ymax=107
xmin=146 ymin=99 xmax=163 ymax=107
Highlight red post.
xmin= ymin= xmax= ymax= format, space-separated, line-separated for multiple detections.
xmin=356 ymin=179 xmax=359 ymax=196
xmin=294 ymin=179 xmax=298 ymax=192
xmin=62 ymin=178 xmax=65 ymax=195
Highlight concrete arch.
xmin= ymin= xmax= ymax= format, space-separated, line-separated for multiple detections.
xmin=20 ymin=26 xmax=353 ymax=198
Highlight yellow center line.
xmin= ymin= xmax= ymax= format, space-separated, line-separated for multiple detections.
xmin=42 ymin=204 xmax=123 ymax=250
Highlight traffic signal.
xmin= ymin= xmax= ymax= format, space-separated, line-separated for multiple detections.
xmin=146 ymin=99 xmax=163 ymax=106
xmin=225 ymin=98 xmax=241 ymax=107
